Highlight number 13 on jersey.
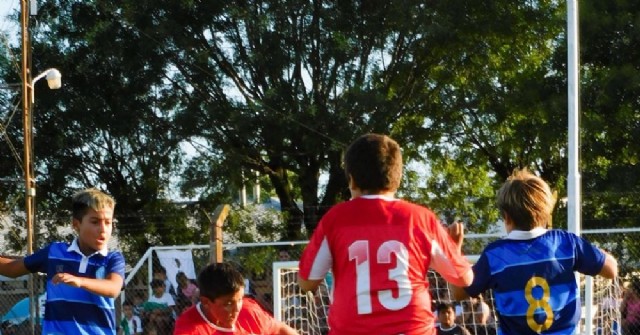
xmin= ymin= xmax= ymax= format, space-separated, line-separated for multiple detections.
xmin=348 ymin=240 xmax=413 ymax=314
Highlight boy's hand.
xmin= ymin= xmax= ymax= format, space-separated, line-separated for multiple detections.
xmin=52 ymin=272 xmax=84 ymax=288
xmin=447 ymin=221 xmax=465 ymax=251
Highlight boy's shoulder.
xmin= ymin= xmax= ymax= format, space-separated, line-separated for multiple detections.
xmin=482 ymin=229 xmax=581 ymax=256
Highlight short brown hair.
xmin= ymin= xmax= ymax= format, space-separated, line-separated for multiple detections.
xmin=343 ymin=133 xmax=403 ymax=193
xmin=72 ymin=188 xmax=116 ymax=221
xmin=496 ymin=168 xmax=554 ymax=230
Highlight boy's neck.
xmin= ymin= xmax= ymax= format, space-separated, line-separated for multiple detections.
xmin=351 ymin=189 xmax=395 ymax=199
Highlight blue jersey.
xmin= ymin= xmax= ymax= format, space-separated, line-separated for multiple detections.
xmin=465 ymin=228 xmax=605 ymax=335
xmin=24 ymin=240 xmax=125 ymax=335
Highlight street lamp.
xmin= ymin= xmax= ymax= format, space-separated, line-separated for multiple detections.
xmin=21 ymin=67 xmax=61 ymax=334
xmin=30 ymin=68 xmax=62 ymax=101
xmin=23 ymin=67 xmax=62 ymax=249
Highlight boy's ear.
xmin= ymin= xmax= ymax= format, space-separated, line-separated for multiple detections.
xmin=348 ymin=175 xmax=357 ymax=190
xmin=72 ymin=218 xmax=80 ymax=232
xmin=502 ymin=212 xmax=512 ymax=226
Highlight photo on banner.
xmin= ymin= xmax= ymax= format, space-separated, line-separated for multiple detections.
xmin=155 ymin=249 xmax=197 ymax=290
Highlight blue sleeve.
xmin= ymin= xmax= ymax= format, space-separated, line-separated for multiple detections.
xmin=23 ymin=244 xmax=52 ymax=274
xmin=465 ymin=252 xmax=492 ymax=297
xmin=107 ymin=251 xmax=126 ymax=279
xmin=573 ymin=234 xmax=605 ymax=276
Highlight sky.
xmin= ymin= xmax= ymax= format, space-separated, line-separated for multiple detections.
xmin=0 ymin=0 xmax=20 ymax=36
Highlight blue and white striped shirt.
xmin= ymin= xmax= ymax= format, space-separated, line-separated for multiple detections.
xmin=24 ymin=239 xmax=125 ymax=335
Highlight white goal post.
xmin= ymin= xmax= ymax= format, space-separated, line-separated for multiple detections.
xmin=272 ymin=259 xmax=620 ymax=335
xmin=273 ymin=261 xmax=331 ymax=335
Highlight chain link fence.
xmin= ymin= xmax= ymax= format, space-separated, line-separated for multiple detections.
xmin=1 ymin=228 xmax=638 ymax=335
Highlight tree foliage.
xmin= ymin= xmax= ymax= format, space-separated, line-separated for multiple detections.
xmin=0 ymin=0 xmax=639 ymax=260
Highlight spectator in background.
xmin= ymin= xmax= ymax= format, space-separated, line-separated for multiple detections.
xmin=0 ymin=321 xmax=17 ymax=335
xmin=120 ymin=300 xmax=143 ymax=335
xmin=279 ymin=250 xmax=291 ymax=261
xmin=622 ymin=278 xmax=640 ymax=335
xmin=144 ymin=326 xmax=158 ymax=335
xmin=460 ymin=294 xmax=495 ymax=334
xmin=153 ymin=265 xmax=177 ymax=299
xmin=436 ymin=302 xmax=471 ymax=335
xmin=175 ymin=271 xmax=198 ymax=305
xmin=132 ymin=293 xmax=146 ymax=317
xmin=145 ymin=279 xmax=176 ymax=333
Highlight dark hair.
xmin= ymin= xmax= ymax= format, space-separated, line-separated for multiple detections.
xmin=436 ymin=301 xmax=456 ymax=313
xmin=150 ymin=279 xmax=165 ymax=288
xmin=343 ymin=133 xmax=403 ymax=193
xmin=197 ymin=263 xmax=245 ymax=300
xmin=153 ymin=265 xmax=167 ymax=274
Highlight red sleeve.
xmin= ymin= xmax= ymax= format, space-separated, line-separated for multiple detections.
xmin=427 ymin=219 xmax=472 ymax=286
xmin=298 ymin=216 xmax=332 ymax=280
xmin=173 ymin=306 xmax=208 ymax=335
xmin=236 ymin=298 xmax=281 ymax=334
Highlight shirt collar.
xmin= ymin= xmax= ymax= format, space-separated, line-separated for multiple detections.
xmin=67 ymin=238 xmax=109 ymax=257
xmin=196 ymin=302 xmax=236 ymax=332
xmin=358 ymin=194 xmax=397 ymax=201
xmin=506 ymin=227 xmax=548 ymax=240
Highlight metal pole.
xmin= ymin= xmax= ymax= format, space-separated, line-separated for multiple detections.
xmin=20 ymin=0 xmax=36 ymax=334
xmin=567 ymin=1 xmax=591 ymax=334
xmin=567 ymin=0 xmax=580 ymax=237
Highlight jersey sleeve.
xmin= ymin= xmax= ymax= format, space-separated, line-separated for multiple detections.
xmin=107 ymin=251 xmax=126 ymax=279
xmin=573 ymin=234 xmax=606 ymax=276
xmin=464 ymin=252 xmax=491 ymax=297
xmin=23 ymin=244 xmax=52 ymax=274
xmin=298 ymin=219 xmax=332 ymax=280
xmin=237 ymin=298 xmax=280 ymax=334
xmin=173 ymin=308 xmax=205 ymax=335
xmin=173 ymin=319 xmax=198 ymax=335
xmin=428 ymin=221 xmax=472 ymax=287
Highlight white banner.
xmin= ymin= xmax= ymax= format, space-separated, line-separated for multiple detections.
xmin=155 ymin=249 xmax=197 ymax=290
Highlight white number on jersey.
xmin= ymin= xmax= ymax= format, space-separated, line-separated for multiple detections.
xmin=348 ymin=240 xmax=412 ymax=314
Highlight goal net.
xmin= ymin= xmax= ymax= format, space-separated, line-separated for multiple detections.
xmin=273 ymin=261 xmax=331 ymax=335
xmin=273 ymin=260 xmax=620 ymax=335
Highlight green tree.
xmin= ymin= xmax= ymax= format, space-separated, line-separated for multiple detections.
xmin=0 ymin=1 xmax=197 ymax=258
xmin=3 ymin=0 xmax=638 ymax=259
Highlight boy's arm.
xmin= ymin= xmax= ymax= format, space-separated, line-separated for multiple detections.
xmin=0 ymin=257 xmax=30 ymax=278
xmin=298 ymin=278 xmax=323 ymax=293
xmin=52 ymin=272 xmax=124 ymax=298
xmin=598 ymin=250 xmax=618 ymax=279
xmin=274 ymin=321 xmax=299 ymax=335
xmin=451 ymin=284 xmax=470 ymax=301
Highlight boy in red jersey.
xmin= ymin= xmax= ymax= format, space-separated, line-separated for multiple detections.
xmin=174 ymin=262 xmax=298 ymax=335
xmin=298 ymin=133 xmax=473 ymax=335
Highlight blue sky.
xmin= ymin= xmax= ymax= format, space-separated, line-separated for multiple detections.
xmin=0 ymin=0 xmax=19 ymax=31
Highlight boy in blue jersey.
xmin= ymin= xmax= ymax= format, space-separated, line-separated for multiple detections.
xmin=0 ymin=188 xmax=125 ymax=335
xmin=452 ymin=168 xmax=618 ymax=335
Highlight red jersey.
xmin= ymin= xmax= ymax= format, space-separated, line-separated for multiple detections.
xmin=173 ymin=298 xmax=281 ymax=335
xmin=298 ymin=196 xmax=472 ymax=335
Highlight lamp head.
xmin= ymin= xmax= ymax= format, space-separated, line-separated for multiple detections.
xmin=45 ymin=69 xmax=62 ymax=89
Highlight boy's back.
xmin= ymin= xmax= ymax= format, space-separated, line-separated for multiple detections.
xmin=299 ymin=196 xmax=470 ymax=334
xmin=466 ymin=229 xmax=605 ymax=335
xmin=455 ymin=168 xmax=617 ymax=335
xmin=298 ymin=133 xmax=472 ymax=335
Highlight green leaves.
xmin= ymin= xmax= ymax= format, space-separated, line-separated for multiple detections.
xmin=1 ymin=0 xmax=639 ymax=258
